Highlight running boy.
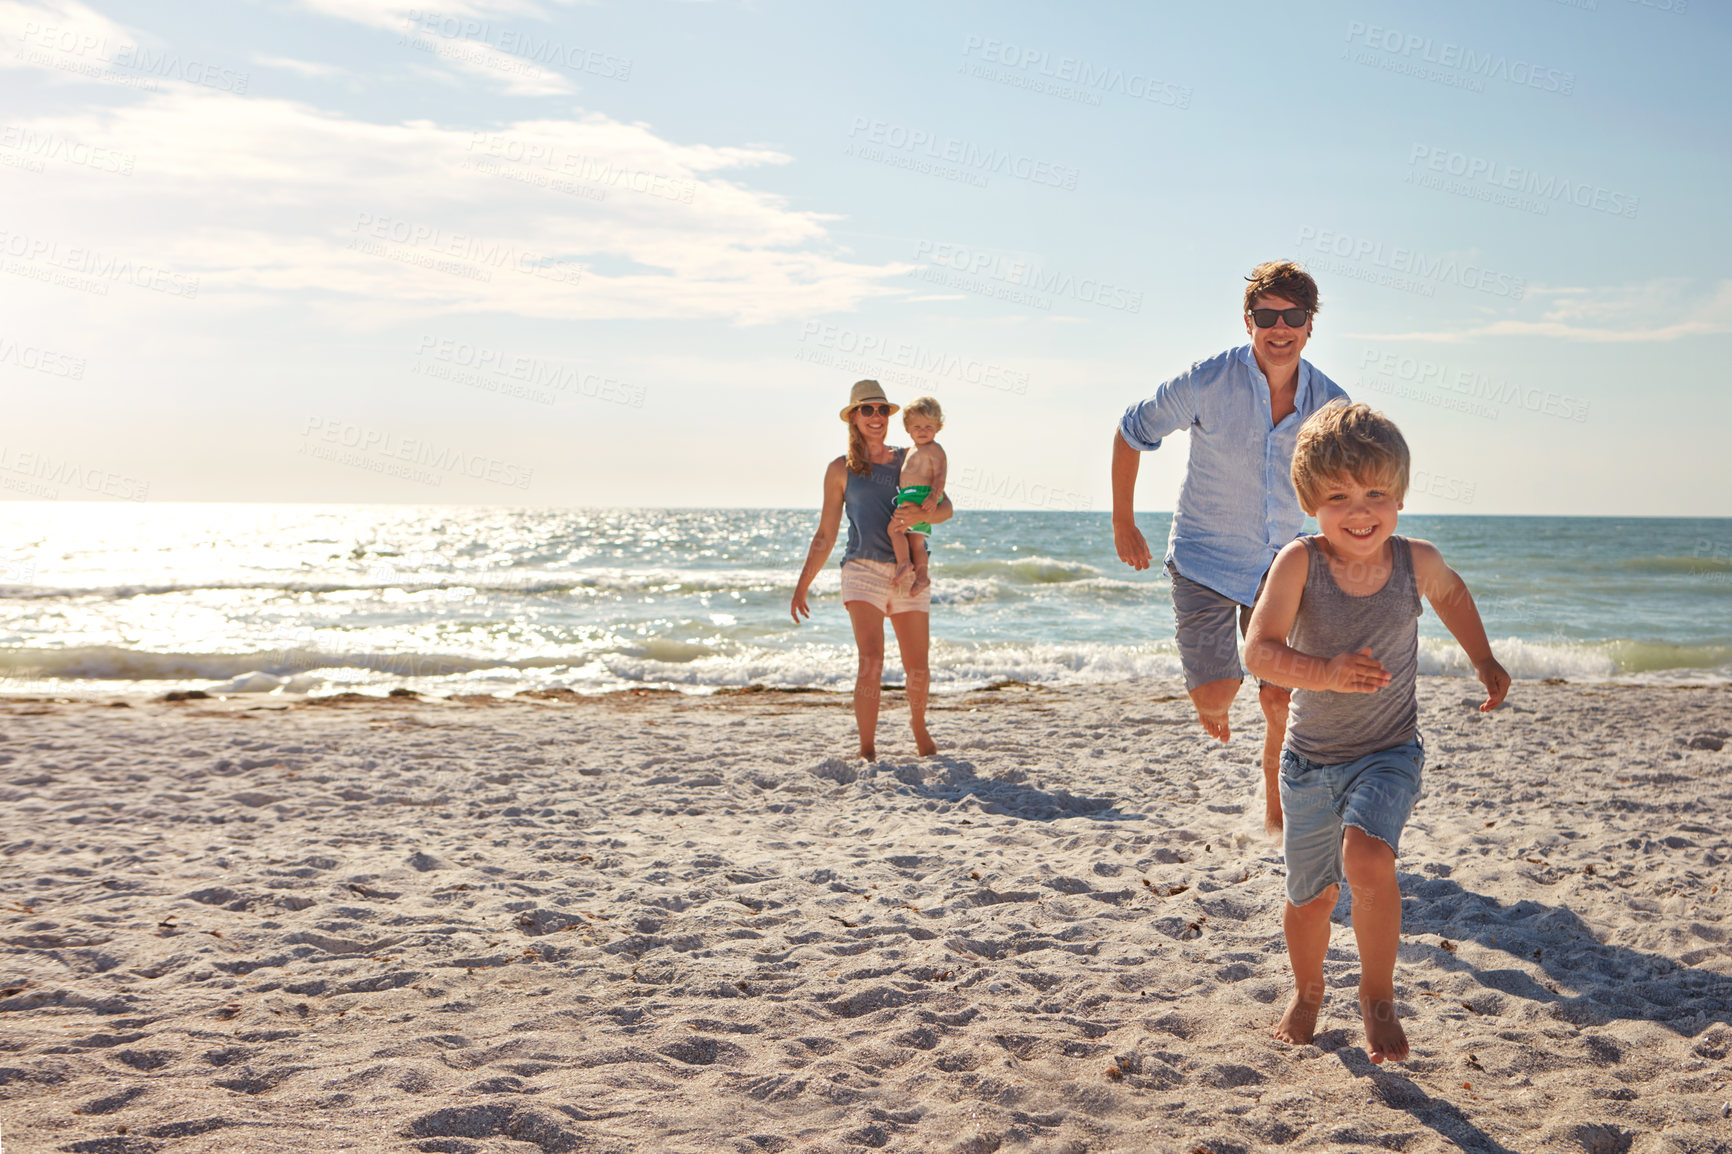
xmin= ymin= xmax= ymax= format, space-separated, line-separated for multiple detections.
xmin=1245 ymin=401 xmax=1510 ymax=1064
xmin=892 ymin=397 xmax=947 ymax=596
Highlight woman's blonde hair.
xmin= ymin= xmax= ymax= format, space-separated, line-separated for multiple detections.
xmin=843 ymin=380 xmax=884 ymax=477
xmin=1291 ymin=400 xmax=1409 ymax=512
xmin=902 ymin=395 xmax=944 ymax=428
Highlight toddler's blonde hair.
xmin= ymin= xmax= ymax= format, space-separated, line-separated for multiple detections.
xmin=902 ymin=396 xmax=944 ymax=429
xmin=1291 ymin=400 xmax=1410 ymax=512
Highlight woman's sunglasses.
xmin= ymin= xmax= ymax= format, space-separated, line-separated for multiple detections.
xmin=1248 ymin=307 xmax=1311 ymax=329
xmin=854 ymin=403 xmax=894 ymax=417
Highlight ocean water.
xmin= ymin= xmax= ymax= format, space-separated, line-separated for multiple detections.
xmin=0 ymin=503 xmax=1728 ymax=697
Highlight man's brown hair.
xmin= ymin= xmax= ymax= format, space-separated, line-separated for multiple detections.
xmin=1243 ymin=260 xmax=1320 ymax=316
xmin=1291 ymin=400 xmax=1410 ymax=512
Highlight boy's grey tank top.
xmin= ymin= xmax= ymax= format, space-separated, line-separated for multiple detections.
xmin=841 ymin=449 xmax=904 ymax=566
xmin=1285 ymin=535 xmax=1422 ymax=764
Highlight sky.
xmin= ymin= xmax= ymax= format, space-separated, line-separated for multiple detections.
xmin=1 ymin=0 xmax=1727 ymax=516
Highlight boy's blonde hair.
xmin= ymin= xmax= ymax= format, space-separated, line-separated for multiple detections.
xmin=1291 ymin=400 xmax=1410 ymax=512
xmin=903 ymin=395 xmax=944 ymax=428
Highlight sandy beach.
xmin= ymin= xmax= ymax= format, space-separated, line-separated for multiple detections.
xmin=1 ymin=677 xmax=1729 ymax=1153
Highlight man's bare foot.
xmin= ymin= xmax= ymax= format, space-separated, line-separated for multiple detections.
xmin=1361 ymin=998 xmax=1409 ymax=1064
xmin=1198 ymin=710 xmax=1231 ymax=743
xmin=1273 ymin=989 xmax=1323 ymax=1045
xmin=909 ymin=567 xmax=931 ymax=596
xmin=912 ymin=724 xmax=937 ymax=757
xmin=1264 ymin=801 xmax=1284 ymax=836
xmin=892 ymin=562 xmax=914 ymax=593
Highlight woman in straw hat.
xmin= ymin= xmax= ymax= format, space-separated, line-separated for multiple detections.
xmin=791 ymin=380 xmax=953 ymax=760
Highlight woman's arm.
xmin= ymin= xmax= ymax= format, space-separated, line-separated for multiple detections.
xmin=791 ymin=458 xmax=848 ymax=623
xmin=892 ymin=492 xmax=952 ymax=532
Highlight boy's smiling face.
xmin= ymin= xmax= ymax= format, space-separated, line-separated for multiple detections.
xmin=1309 ymin=472 xmax=1403 ymax=563
xmin=904 ymin=415 xmax=940 ymax=446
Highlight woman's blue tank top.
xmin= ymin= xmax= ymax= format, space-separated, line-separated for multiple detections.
xmin=841 ymin=448 xmax=904 ymax=566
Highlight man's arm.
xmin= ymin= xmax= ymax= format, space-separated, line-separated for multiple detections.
xmin=1246 ymin=543 xmax=1392 ymax=693
xmin=1113 ymin=372 xmax=1200 ymax=571
xmin=1111 ymin=431 xmax=1152 ymax=569
xmin=1411 ymin=539 xmax=1509 ymax=711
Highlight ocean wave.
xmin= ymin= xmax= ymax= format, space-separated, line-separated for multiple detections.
xmin=936 ymin=556 xmax=1103 ymax=584
xmin=4 ymin=633 xmax=1727 ymax=699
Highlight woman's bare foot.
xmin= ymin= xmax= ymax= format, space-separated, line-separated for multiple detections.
xmin=909 ymin=566 xmax=931 ymax=596
xmin=1197 ymin=710 xmax=1231 ymax=743
xmin=1264 ymin=800 xmax=1284 ymax=836
xmin=1361 ymin=998 xmax=1409 ymax=1064
xmin=911 ymin=722 xmax=937 ymax=757
xmin=858 ymin=744 xmax=876 ymax=762
xmin=1273 ymin=988 xmax=1323 ymax=1045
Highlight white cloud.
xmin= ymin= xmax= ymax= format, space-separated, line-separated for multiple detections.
xmin=252 ymin=55 xmax=347 ymax=80
xmin=1345 ymin=280 xmax=1732 ymax=344
xmin=0 ymin=46 xmax=909 ymax=324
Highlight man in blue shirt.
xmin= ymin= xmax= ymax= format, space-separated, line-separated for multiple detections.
xmin=1112 ymin=261 xmax=1348 ymax=832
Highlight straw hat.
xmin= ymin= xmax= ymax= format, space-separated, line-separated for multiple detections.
xmin=839 ymin=379 xmax=899 ymax=422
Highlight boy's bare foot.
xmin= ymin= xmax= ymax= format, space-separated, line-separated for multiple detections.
xmin=912 ymin=722 xmax=937 ymax=757
xmin=1273 ymin=989 xmax=1323 ymax=1045
xmin=1361 ymin=998 xmax=1409 ymax=1064
xmin=1197 ymin=710 xmax=1231 ymax=743
xmin=892 ymin=563 xmax=914 ymax=593
xmin=909 ymin=568 xmax=931 ymax=596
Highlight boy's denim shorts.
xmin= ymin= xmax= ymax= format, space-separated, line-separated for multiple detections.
xmin=1279 ymin=738 xmax=1424 ymax=907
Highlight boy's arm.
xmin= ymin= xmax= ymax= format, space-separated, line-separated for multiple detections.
xmin=1411 ymin=539 xmax=1510 ymax=711
xmin=920 ymin=445 xmax=947 ymax=511
xmin=1245 ymin=543 xmax=1393 ymax=694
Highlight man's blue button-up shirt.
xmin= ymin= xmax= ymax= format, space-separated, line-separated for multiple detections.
xmin=1119 ymin=345 xmax=1349 ymax=606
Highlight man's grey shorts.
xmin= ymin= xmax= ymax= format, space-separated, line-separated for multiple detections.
xmin=1167 ymin=563 xmax=1264 ymax=691
xmin=1279 ymin=739 xmax=1424 ymax=907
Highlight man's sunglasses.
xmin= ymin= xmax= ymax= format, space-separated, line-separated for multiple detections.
xmin=854 ymin=403 xmax=894 ymax=416
xmin=1248 ymin=307 xmax=1311 ymax=329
